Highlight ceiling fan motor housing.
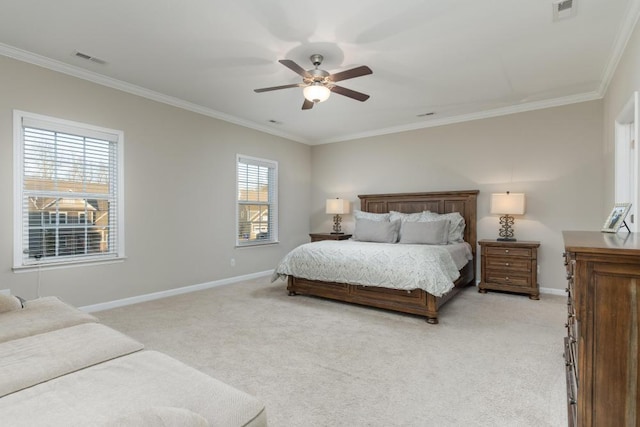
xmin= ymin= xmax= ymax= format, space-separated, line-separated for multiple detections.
xmin=306 ymin=68 xmax=330 ymax=84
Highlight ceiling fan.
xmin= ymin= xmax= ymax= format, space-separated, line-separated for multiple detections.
xmin=254 ymin=54 xmax=373 ymax=110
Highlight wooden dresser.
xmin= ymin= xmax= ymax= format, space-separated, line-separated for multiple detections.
xmin=562 ymin=231 xmax=640 ymax=426
xmin=478 ymin=240 xmax=540 ymax=299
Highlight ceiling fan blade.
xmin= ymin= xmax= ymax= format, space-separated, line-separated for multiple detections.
xmin=329 ymin=65 xmax=372 ymax=82
xmin=302 ymin=99 xmax=314 ymax=110
xmin=330 ymin=85 xmax=370 ymax=102
xmin=279 ymin=59 xmax=312 ymax=78
xmin=254 ymin=83 xmax=303 ymax=93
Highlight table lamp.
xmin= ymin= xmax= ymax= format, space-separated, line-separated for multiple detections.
xmin=490 ymin=192 xmax=525 ymax=241
xmin=326 ymin=198 xmax=350 ymax=234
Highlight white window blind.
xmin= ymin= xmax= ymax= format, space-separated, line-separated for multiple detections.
xmin=236 ymin=154 xmax=278 ymax=246
xmin=14 ymin=111 xmax=124 ymax=268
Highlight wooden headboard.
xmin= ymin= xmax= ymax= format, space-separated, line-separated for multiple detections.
xmin=358 ymin=190 xmax=479 ymax=258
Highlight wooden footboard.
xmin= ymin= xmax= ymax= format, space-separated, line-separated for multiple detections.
xmin=287 ymin=190 xmax=478 ymax=324
xmin=287 ymin=260 xmax=474 ymax=324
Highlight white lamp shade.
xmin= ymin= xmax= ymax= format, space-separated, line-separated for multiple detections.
xmin=303 ymin=83 xmax=331 ymax=103
xmin=326 ymin=198 xmax=350 ymax=215
xmin=490 ymin=193 xmax=526 ymax=215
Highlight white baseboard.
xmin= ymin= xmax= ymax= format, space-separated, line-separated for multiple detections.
xmin=539 ymin=286 xmax=566 ymax=296
xmin=475 ymin=280 xmax=566 ymax=297
xmin=80 ymin=270 xmax=273 ymax=313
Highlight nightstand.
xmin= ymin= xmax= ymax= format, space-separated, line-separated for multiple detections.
xmin=309 ymin=233 xmax=352 ymax=242
xmin=478 ymin=239 xmax=540 ymax=299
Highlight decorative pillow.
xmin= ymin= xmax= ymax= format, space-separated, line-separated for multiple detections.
xmin=353 ymin=210 xmax=390 ymax=222
xmin=353 ymin=218 xmax=400 ymax=243
xmin=0 ymin=294 xmax=22 ymax=313
xmin=388 ymin=210 xmax=424 ymax=223
xmin=421 ymin=211 xmax=466 ymax=243
xmin=399 ymin=219 xmax=450 ymax=245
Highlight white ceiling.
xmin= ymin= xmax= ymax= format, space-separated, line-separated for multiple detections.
xmin=0 ymin=0 xmax=638 ymax=145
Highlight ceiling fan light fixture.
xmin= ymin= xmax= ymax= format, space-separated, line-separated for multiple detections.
xmin=303 ymin=83 xmax=331 ymax=103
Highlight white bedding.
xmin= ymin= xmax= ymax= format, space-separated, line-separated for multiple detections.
xmin=271 ymin=240 xmax=473 ymax=297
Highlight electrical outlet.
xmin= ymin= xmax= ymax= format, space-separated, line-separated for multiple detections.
xmin=0 ymin=289 xmax=10 ymax=296
xmin=230 ymin=258 xmax=236 ymax=267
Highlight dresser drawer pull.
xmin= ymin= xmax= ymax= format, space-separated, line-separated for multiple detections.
xmin=505 ymin=262 xmax=510 ymax=266
xmin=504 ymin=249 xmax=509 ymax=253
xmin=505 ymin=277 xmax=510 ymax=281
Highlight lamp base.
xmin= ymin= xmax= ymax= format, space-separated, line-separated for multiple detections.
xmin=497 ymin=237 xmax=517 ymax=242
xmin=330 ymin=232 xmax=345 ymax=235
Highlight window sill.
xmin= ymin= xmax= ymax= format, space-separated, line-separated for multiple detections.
xmin=13 ymin=256 xmax=126 ymax=273
xmin=235 ymin=241 xmax=279 ymax=248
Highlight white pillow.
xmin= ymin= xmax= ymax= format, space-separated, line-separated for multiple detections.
xmin=388 ymin=210 xmax=424 ymax=223
xmin=421 ymin=211 xmax=466 ymax=243
xmin=353 ymin=210 xmax=390 ymax=222
xmin=399 ymin=220 xmax=450 ymax=245
xmin=0 ymin=294 xmax=22 ymax=313
xmin=353 ymin=218 xmax=400 ymax=243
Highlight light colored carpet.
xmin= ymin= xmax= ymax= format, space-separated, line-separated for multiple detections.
xmin=97 ymin=276 xmax=568 ymax=427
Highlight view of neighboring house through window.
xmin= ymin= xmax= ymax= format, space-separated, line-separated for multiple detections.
xmin=13 ymin=111 xmax=124 ymax=268
xmin=236 ymin=154 xmax=278 ymax=246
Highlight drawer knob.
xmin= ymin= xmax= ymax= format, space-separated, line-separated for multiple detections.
xmin=505 ymin=262 xmax=510 ymax=266
xmin=505 ymin=277 xmax=510 ymax=281
xmin=505 ymin=249 xmax=509 ymax=253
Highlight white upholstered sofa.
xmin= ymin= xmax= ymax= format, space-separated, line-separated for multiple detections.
xmin=0 ymin=295 xmax=267 ymax=426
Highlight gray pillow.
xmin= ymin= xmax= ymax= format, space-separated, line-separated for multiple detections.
xmin=421 ymin=211 xmax=465 ymax=243
xmin=353 ymin=218 xmax=400 ymax=243
xmin=399 ymin=219 xmax=450 ymax=245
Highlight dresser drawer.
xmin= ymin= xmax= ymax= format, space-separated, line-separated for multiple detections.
xmin=485 ymin=256 xmax=531 ymax=271
xmin=486 ymin=246 xmax=532 ymax=258
xmin=484 ymin=271 xmax=531 ymax=286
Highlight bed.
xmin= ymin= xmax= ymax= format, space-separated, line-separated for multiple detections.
xmin=277 ymin=190 xmax=479 ymax=324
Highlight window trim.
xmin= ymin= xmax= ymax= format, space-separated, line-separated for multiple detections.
xmin=13 ymin=110 xmax=125 ymax=270
xmin=235 ymin=154 xmax=278 ymax=247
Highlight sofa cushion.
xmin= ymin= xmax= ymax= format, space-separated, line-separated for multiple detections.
xmin=0 ymin=323 xmax=144 ymax=397
xmin=0 ymin=350 xmax=267 ymax=427
xmin=104 ymin=406 xmax=209 ymax=427
xmin=0 ymin=296 xmax=97 ymax=343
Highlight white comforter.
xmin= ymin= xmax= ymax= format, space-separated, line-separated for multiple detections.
xmin=271 ymin=240 xmax=473 ymax=297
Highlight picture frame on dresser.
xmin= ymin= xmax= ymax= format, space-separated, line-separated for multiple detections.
xmin=601 ymin=202 xmax=631 ymax=233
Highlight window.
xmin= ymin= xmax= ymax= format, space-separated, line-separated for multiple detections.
xmin=236 ymin=154 xmax=278 ymax=246
xmin=615 ymin=92 xmax=639 ymax=231
xmin=13 ymin=111 xmax=124 ymax=269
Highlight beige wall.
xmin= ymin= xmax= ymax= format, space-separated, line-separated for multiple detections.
xmin=0 ymin=56 xmax=311 ymax=306
xmin=311 ymin=101 xmax=605 ymax=291
xmin=4 ymin=29 xmax=631 ymax=302
xmin=603 ymin=15 xmax=640 ymax=214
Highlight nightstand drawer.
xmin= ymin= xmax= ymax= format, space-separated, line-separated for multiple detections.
xmin=484 ymin=271 xmax=531 ymax=286
xmin=478 ymin=240 xmax=540 ymax=299
xmin=486 ymin=247 xmax=532 ymax=258
xmin=485 ymin=256 xmax=531 ymax=271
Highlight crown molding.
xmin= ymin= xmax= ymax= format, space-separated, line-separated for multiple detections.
xmin=0 ymin=43 xmax=308 ymax=144
xmin=319 ymin=91 xmax=603 ymax=145
xmin=598 ymin=0 xmax=640 ymax=96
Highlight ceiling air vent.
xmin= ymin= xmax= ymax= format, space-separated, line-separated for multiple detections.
xmin=73 ymin=51 xmax=107 ymax=65
xmin=552 ymin=0 xmax=576 ymax=21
